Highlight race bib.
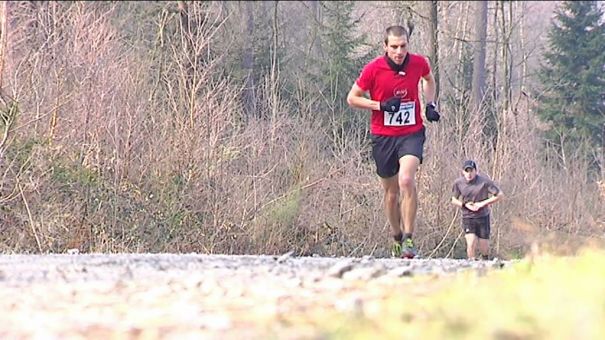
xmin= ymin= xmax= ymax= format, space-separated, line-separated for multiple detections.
xmin=384 ymin=101 xmax=415 ymax=126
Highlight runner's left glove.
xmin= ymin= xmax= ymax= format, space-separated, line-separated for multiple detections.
xmin=425 ymin=102 xmax=440 ymax=122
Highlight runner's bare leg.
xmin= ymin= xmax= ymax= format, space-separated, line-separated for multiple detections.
xmin=465 ymin=233 xmax=477 ymax=259
xmin=380 ymin=176 xmax=401 ymax=238
xmin=478 ymin=238 xmax=489 ymax=257
xmin=398 ymin=155 xmax=420 ymax=236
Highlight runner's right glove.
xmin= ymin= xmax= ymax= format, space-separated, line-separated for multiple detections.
xmin=380 ymin=97 xmax=401 ymax=113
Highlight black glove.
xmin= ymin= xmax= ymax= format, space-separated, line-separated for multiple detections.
xmin=380 ymin=97 xmax=401 ymax=113
xmin=425 ymin=102 xmax=440 ymax=122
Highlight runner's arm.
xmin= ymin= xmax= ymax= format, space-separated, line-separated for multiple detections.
xmin=451 ymin=196 xmax=465 ymax=208
xmin=421 ymin=71 xmax=436 ymax=104
xmin=347 ymin=83 xmax=380 ymax=111
xmin=476 ymin=191 xmax=504 ymax=209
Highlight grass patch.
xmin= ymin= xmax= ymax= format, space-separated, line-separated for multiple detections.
xmin=263 ymin=248 xmax=605 ymax=339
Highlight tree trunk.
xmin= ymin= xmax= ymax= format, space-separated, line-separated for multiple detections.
xmin=428 ymin=1 xmax=440 ymax=101
xmin=491 ymin=1 xmax=498 ymax=106
xmin=177 ymin=1 xmax=196 ymax=128
xmin=270 ymin=1 xmax=279 ymax=148
xmin=501 ymin=0 xmax=513 ymax=113
xmin=310 ymin=0 xmax=323 ymax=58
xmin=0 ymin=1 xmax=18 ymax=157
xmin=177 ymin=1 xmax=193 ymax=79
xmin=519 ymin=1 xmax=527 ymax=98
xmin=242 ymin=2 xmax=256 ymax=117
xmin=470 ymin=0 xmax=487 ymax=114
xmin=0 ymin=0 xmax=7 ymax=90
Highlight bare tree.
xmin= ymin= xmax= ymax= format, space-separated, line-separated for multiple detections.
xmin=0 ymin=1 xmax=18 ymax=161
xmin=0 ymin=1 xmax=7 ymax=89
xmin=242 ymin=1 xmax=256 ymax=117
xmin=499 ymin=0 xmax=514 ymax=112
xmin=470 ymin=0 xmax=488 ymax=114
xmin=309 ymin=0 xmax=323 ymax=58
xmin=427 ymin=1 xmax=440 ymax=100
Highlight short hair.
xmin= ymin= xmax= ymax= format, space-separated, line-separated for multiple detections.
xmin=384 ymin=25 xmax=409 ymax=45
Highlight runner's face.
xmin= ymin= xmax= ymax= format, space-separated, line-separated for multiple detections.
xmin=463 ymin=168 xmax=477 ymax=182
xmin=384 ymin=35 xmax=408 ymax=65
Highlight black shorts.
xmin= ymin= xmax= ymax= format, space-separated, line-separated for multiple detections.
xmin=370 ymin=127 xmax=426 ymax=178
xmin=462 ymin=215 xmax=491 ymax=239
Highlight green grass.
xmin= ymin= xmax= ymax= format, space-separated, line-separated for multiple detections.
xmin=267 ymin=248 xmax=605 ymax=339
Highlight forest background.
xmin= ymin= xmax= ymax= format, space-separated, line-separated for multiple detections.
xmin=0 ymin=1 xmax=602 ymax=259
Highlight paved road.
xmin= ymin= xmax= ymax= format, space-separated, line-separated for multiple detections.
xmin=0 ymin=253 xmax=510 ymax=339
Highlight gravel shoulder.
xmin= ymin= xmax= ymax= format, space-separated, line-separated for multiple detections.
xmin=0 ymin=253 xmax=512 ymax=339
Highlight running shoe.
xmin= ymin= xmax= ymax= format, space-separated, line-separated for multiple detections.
xmin=391 ymin=241 xmax=403 ymax=258
xmin=401 ymin=238 xmax=418 ymax=259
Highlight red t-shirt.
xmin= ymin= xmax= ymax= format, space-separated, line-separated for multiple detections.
xmin=355 ymin=53 xmax=431 ymax=136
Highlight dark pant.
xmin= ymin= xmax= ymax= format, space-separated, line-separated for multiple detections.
xmin=462 ymin=215 xmax=491 ymax=239
xmin=370 ymin=128 xmax=426 ymax=178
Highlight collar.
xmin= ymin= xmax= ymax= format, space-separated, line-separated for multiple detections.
xmin=384 ymin=53 xmax=410 ymax=75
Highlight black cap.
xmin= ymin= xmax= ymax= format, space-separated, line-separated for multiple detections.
xmin=463 ymin=160 xmax=477 ymax=171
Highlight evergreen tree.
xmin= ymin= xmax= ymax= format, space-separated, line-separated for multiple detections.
xmin=319 ymin=1 xmax=371 ymax=105
xmin=305 ymin=1 xmax=373 ymax=133
xmin=537 ymin=1 xmax=605 ymax=156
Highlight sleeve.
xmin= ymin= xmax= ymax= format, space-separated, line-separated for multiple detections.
xmin=421 ymin=56 xmax=431 ymax=78
xmin=355 ymin=62 xmax=374 ymax=92
xmin=487 ymin=179 xmax=501 ymax=196
xmin=452 ymin=181 xmax=461 ymax=198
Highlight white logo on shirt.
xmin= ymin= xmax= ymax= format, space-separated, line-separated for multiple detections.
xmin=394 ymin=89 xmax=408 ymax=98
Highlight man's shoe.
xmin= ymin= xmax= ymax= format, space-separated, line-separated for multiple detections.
xmin=391 ymin=241 xmax=403 ymax=258
xmin=401 ymin=238 xmax=418 ymax=259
